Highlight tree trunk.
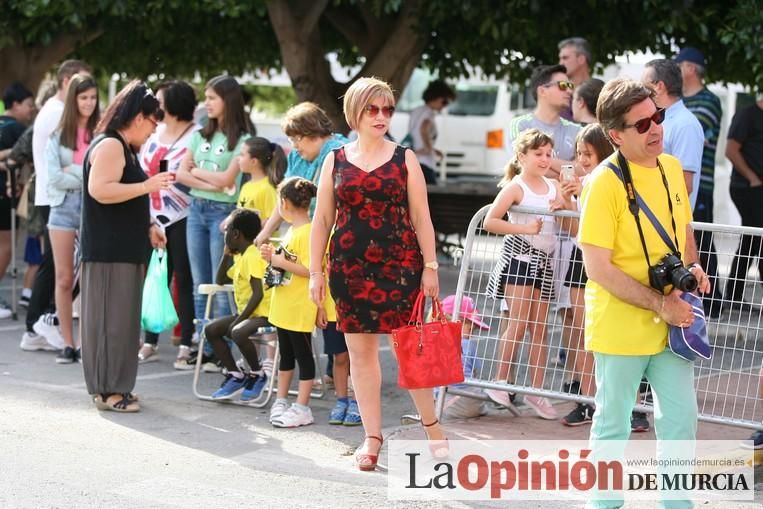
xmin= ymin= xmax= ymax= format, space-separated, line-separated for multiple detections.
xmin=0 ymin=34 xmax=95 ymax=98
xmin=266 ymin=0 xmax=427 ymax=134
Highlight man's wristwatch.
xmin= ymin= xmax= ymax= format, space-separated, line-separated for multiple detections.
xmin=424 ymin=261 xmax=439 ymax=271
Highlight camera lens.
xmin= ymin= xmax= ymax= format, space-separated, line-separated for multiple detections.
xmin=673 ymin=268 xmax=698 ymax=292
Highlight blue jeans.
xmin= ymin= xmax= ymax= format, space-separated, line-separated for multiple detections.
xmin=186 ymin=198 xmax=234 ymax=340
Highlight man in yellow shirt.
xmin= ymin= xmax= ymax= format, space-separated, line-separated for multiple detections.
xmin=578 ymin=79 xmax=711 ymax=509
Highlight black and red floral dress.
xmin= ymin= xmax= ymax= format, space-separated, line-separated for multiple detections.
xmin=328 ymin=145 xmax=423 ymax=333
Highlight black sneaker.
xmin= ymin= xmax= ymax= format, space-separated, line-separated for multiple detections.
xmin=56 ymin=346 xmax=77 ymax=364
xmin=740 ymin=430 xmax=763 ymax=450
xmin=631 ymin=411 xmax=650 ymax=432
xmin=75 ymin=348 xmax=82 ymax=363
xmin=562 ymin=403 xmax=594 ymax=426
xmin=563 ymin=380 xmax=581 ymax=395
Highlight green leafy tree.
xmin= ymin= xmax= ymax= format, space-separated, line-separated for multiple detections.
xmin=2 ymin=1 xmax=761 ymax=132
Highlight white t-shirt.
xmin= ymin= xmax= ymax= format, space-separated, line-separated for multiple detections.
xmin=32 ymin=97 xmax=65 ymax=206
xmin=408 ymin=105 xmax=437 ymax=168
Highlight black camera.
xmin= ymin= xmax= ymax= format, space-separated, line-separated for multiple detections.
xmin=648 ymin=253 xmax=697 ymax=292
xmin=263 ymin=247 xmax=297 ymax=289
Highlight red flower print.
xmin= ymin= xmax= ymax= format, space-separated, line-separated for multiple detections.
xmin=389 ymin=289 xmax=402 ymax=301
xmin=366 ymin=201 xmax=386 ymax=217
xmin=348 ymin=278 xmax=375 ymax=299
xmin=364 ymin=245 xmax=384 ymax=263
xmin=382 ymin=260 xmax=402 ymax=280
xmin=379 ymin=310 xmax=401 ymax=331
xmin=389 ymin=244 xmax=404 ymax=260
xmin=339 ymin=230 xmax=356 ymax=249
xmin=345 ymin=189 xmax=363 ymax=206
xmin=402 ymin=230 xmax=417 ymax=245
xmin=369 ymin=218 xmax=383 ymax=230
xmin=358 ymin=208 xmax=370 ymax=220
xmin=369 ymin=288 xmax=387 ymax=304
xmin=363 ymin=176 xmax=382 ymax=191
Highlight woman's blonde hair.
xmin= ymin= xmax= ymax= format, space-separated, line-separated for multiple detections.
xmin=343 ymin=77 xmax=395 ymax=130
xmin=499 ymin=128 xmax=554 ymax=186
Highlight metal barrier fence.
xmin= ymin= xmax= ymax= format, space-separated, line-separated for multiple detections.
xmin=438 ymin=204 xmax=763 ymax=431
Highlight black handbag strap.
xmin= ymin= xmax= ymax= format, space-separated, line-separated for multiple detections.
xmin=605 ymin=152 xmax=681 ymax=269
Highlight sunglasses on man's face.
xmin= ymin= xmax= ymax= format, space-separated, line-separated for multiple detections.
xmin=623 ymin=107 xmax=666 ymax=134
xmin=543 ymin=80 xmax=575 ymax=91
xmin=364 ymin=105 xmax=395 ymax=118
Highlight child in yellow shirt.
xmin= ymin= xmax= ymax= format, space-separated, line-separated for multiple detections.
xmin=237 ymin=137 xmax=286 ymax=223
xmin=206 ymin=208 xmax=272 ymax=402
xmin=261 ymin=177 xmax=317 ymax=428
xmin=317 ymin=253 xmax=361 ymax=426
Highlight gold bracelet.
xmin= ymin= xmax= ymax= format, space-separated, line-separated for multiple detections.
xmin=653 ymin=294 xmax=665 ymax=324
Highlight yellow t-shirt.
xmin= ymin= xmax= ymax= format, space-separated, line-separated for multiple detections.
xmin=227 ymin=244 xmax=272 ymax=318
xmin=578 ymin=153 xmax=692 ymax=355
xmin=238 ymin=178 xmax=278 ymax=223
xmin=268 ymin=223 xmax=316 ymax=332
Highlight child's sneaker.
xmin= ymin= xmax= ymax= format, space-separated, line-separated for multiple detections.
xmin=19 ymin=331 xmax=57 ymax=351
xmin=631 ymin=411 xmax=650 ymax=432
xmin=272 ymin=404 xmax=314 ymax=428
xmin=561 ymin=403 xmax=595 ymax=426
xmin=211 ymin=374 xmax=247 ymax=400
xmin=740 ymin=430 xmax=763 ymax=449
xmin=240 ymin=373 xmax=267 ymax=402
xmin=55 ymin=346 xmax=77 ymax=364
xmin=343 ymin=399 xmax=362 ymax=426
xmin=269 ymin=398 xmax=289 ymax=423
xmin=328 ymin=399 xmax=348 ymax=425
xmin=524 ymin=395 xmax=558 ymax=420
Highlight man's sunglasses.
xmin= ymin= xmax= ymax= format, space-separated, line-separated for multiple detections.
xmin=543 ymin=80 xmax=575 ymax=91
xmin=364 ymin=105 xmax=395 ymax=118
xmin=623 ymin=108 xmax=666 ymax=134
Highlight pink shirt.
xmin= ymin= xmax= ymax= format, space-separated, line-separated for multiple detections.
xmin=73 ymin=127 xmax=88 ymax=165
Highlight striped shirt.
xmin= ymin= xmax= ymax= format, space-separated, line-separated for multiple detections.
xmin=683 ymin=88 xmax=722 ymax=195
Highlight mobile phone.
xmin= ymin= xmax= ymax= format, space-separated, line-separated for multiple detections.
xmin=159 ymin=160 xmax=168 ymax=173
xmin=560 ymin=164 xmax=575 ymax=182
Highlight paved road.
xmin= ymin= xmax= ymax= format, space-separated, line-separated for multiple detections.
xmin=0 ymin=265 xmax=760 ymax=508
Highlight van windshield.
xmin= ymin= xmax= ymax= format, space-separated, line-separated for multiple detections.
xmin=448 ymin=85 xmax=498 ymax=116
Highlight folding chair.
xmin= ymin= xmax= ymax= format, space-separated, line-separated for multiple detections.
xmin=191 ymin=283 xmax=326 ymax=406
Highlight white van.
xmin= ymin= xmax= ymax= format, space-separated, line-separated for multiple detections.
xmin=389 ymin=69 xmax=533 ymax=181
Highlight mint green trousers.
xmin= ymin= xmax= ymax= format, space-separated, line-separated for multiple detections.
xmin=586 ymin=349 xmax=698 ymax=509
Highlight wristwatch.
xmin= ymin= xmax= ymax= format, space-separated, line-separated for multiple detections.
xmin=424 ymin=261 xmax=439 ymax=271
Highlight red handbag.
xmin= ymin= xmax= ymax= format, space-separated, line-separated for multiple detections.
xmin=391 ymin=293 xmax=464 ymax=389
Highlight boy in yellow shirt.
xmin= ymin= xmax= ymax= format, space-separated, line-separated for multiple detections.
xmin=206 ymin=209 xmax=271 ymax=401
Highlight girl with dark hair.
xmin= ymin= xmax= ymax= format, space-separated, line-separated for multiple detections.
xmin=236 ymin=137 xmax=286 ymax=223
xmin=44 ymin=73 xmax=100 ymax=364
xmin=177 ymin=75 xmax=251 ymax=334
xmin=137 ymin=80 xmax=200 ymax=368
xmin=572 ymin=78 xmax=605 ymax=125
xmin=558 ymin=123 xmax=614 ymax=427
xmin=261 ymin=177 xmax=318 ymax=428
xmin=80 ymin=80 xmax=174 ymax=412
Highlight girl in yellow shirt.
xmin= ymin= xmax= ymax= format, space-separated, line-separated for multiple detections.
xmin=237 ymin=137 xmax=287 ymax=223
xmin=261 ymin=177 xmax=317 ymax=428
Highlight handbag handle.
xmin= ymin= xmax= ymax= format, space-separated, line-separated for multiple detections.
xmin=406 ymin=293 xmax=448 ymax=328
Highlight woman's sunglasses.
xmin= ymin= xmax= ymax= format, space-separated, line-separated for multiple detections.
xmin=364 ymin=105 xmax=395 ymax=118
xmin=543 ymin=80 xmax=575 ymax=91
xmin=623 ymin=107 xmax=666 ymax=134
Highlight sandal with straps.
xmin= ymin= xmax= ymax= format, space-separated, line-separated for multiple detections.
xmin=423 ymin=419 xmax=449 ymax=459
xmin=94 ymin=393 xmax=140 ymax=413
xmin=355 ymin=435 xmax=383 ymax=471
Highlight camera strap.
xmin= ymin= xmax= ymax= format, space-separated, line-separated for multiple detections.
xmin=605 ymin=152 xmax=680 ymax=269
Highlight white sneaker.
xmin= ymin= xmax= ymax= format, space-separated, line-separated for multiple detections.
xmin=269 ymin=398 xmax=290 ymax=423
xmin=524 ymin=395 xmax=558 ymax=420
xmin=33 ymin=314 xmax=65 ymax=350
xmin=173 ymin=345 xmax=194 ymax=370
xmin=0 ymin=307 xmax=12 ymax=319
xmin=20 ymin=331 xmax=58 ymax=351
xmin=271 ymin=404 xmax=314 ymax=428
xmin=484 ymin=388 xmax=516 ymax=408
